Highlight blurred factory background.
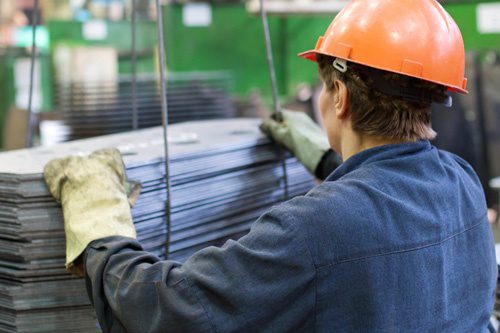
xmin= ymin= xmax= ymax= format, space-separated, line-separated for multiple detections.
xmin=0 ymin=1 xmax=499 ymax=227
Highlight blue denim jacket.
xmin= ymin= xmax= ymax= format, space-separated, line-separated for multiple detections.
xmin=85 ymin=141 xmax=497 ymax=332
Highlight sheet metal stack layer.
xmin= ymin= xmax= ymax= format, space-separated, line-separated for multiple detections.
xmin=0 ymin=118 xmax=315 ymax=332
xmin=52 ymin=71 xmax=236 ymax=141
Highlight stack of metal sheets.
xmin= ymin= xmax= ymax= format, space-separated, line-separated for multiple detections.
xmin=0 ymin=118 xmax=315 ymax=332
xmin=52 ymin=72 xmax=236 ymax=141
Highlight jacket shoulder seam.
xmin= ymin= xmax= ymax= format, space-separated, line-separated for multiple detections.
xmin=318 ymin=213 xmax=488 ymax=271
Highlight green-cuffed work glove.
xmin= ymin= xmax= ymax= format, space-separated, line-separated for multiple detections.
xmin=44 ymin=148 xmax=138 ymax=276
xmin=260 ymin=110 xmax=331 ymax=174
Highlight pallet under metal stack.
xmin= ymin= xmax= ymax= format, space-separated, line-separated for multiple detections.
xmin=0 ymin=118 xmax=315 ymax=332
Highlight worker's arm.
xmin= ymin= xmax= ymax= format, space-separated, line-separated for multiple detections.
xmin=260 ymin=110 xmax=341 ymax=180
xmin=84 ymin=205 xmax=316 ymax=332
xmin=43 ymin=150 xmax=316 ymax=332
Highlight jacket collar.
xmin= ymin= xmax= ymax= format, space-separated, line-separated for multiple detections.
xmin=325 ymin=140 xmax=432 ymax=182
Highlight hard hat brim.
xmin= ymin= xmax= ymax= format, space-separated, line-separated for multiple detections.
xmin=297 ymin=50 xmax=318 ymax=62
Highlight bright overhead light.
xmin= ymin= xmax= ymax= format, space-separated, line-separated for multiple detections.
xmin=246 ymin=0 xmax=349 ymax=15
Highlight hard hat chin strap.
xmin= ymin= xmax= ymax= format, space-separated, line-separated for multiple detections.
xmin=332 ymin=58 xmax=452 ymax=107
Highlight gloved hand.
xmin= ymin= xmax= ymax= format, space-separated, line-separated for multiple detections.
xmin=44 ymin=148 xmax=138 ymax=276
xmin=260 ymin=110 xmax=331 ymax=174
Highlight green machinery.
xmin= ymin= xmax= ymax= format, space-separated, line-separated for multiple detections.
xmin=0 ymin=49 xmax=52 ymax=146
xmin=48 ymin=20 xmax=157 ymax=75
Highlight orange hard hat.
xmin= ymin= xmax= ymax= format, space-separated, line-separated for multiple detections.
xmin=299 ymin=0 xmax=468 ymax=94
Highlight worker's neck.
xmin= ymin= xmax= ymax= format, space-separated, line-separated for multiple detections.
xmin=340 ymin=128 xmax=409 ymax=162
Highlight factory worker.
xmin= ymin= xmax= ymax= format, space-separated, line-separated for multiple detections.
xmin=43 ymin=0 xmax=497 ymax=332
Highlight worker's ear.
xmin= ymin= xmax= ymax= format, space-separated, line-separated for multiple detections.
xmin=333 ymin=80 xmax=349 ymax=120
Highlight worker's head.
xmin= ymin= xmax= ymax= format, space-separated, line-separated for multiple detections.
xmin=299 ymin=0 xmax=467 ymax=153
xmin=316 ymin=54 xmax=446 ymax=152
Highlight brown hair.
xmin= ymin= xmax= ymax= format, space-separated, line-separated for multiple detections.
xmin=316 ymin=54 xmax=445 ymax=141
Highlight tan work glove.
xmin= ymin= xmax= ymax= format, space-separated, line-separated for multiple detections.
xmin=260 ymin=110 xmax=331 ymax=174
xmin=44 ymin=148 xmax=138 ymax=276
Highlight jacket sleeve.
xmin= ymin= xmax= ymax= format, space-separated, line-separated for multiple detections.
xmin=84 ymin=206 xmax=316 ymax=333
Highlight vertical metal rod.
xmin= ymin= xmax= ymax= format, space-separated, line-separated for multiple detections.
xmin=154 ymin=0 xmax=172 ymax=259
xmin=259 ymin=0 xmax=289 ymax=200
xmin=131 ymin=0 xmax=139 ymax=130
xmin=259 ymin=0 xmax=281 ymax=117
xmin=26 ymin=0 xmax=40 ymax=148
